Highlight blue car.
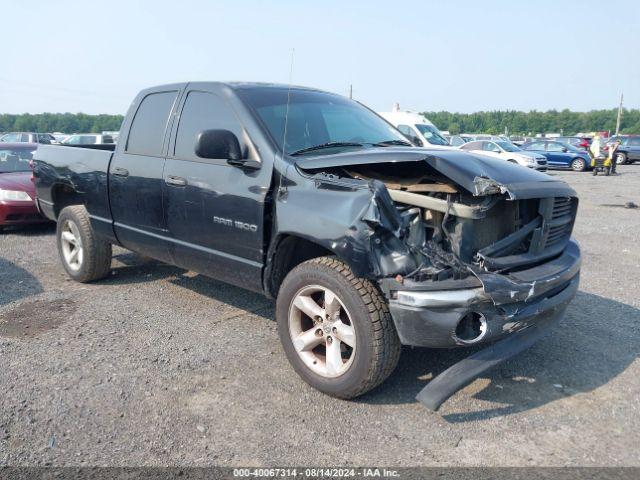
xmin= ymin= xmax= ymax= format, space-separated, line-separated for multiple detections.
xmin=520 ymin=140 xmax=591 ymax=171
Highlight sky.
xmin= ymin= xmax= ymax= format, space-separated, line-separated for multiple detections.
xmin=1 ymin=0 xmax=638 ymax=115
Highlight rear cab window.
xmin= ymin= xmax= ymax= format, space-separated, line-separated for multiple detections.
xmin=126 ymin=91 xmax=178 ymax=156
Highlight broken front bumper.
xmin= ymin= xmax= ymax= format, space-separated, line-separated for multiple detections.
xmin=382 ymin=239 xmax=580 ymax=348
xmin=379 ymin=239 xmax=581 ymax=410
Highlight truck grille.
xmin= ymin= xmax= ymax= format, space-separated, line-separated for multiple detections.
xmin=475 ymin=196 xmax=577 ymax=272
xmin=543 ymin=197 xmax=576 ymax=249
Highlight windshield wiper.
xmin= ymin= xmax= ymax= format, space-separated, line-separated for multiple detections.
xmin=372 ymin=139 xmax=412 ymax=147
xmin=290 ymin=142 xmax=363 ymax=156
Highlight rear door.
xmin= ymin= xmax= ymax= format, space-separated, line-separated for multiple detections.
xmin=162 ymin=85 xmax=270 ymax=292
xmin=108 ymin=89 xmax=181 ymax=262
xmin=626 ymin=137 xmax=640 ymax=160
xmin=544 ymin=142 xmax=571 ymax=168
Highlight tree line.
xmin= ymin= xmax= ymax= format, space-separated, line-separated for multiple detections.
xmin=0 ymin=113 xmax=124 ymax=134
xmin=423 ymin=108 xmax=640 ymax=136
xmin=1 ymin=109 xmax=639 ymax=136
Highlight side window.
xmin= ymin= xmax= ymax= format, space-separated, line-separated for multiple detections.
xmin=174 ymin=91 xmax=245 ymax=161
xmin=396 ymin=124 xmax=422 ymax=145
xmin=483 ymin=142 xmax=499 ymax=152
xmin=19 ymin=133 xmax=30 ymax=142
xmin=126 ymin=91 xmax=178 ymax=157
xmin=546 ymin=142 xmax=564 ymax=152
xmin=397 ymin=124 xmax=413 ymax=136
xmin=628 ymin=137 xmax=640 ymax=146
xmin=79 ymin=135 xmax=97 ymax=145
xmin=2 ymin=133 xmax=19 ymax=142
xmin=449 ymin=136 xmax=465 ymax=147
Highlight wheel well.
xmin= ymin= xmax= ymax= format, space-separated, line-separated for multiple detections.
xmin=52 ymin=184 xmax=82 ymax=218
xmin=265 ymin=235 xmax=333 ymax=299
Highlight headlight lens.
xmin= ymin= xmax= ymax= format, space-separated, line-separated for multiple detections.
xmin=0 ymin=189 xmax=32 ymax=201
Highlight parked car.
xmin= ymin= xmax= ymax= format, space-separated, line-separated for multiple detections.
xmin=520 ymin=140 xmax=591 ymax=171
xmin=509 ymin=135 xmax=535 ymax=146
xmin=378 ymin=109 xmax=453 ymax=149
xmin=552 ymin=136 xmax=591 ymax=150
xmin=459 ymin=140 xmax=548 ymax=171
xmin=462 ymin=134 xmax=509 ymax=142
xmin=61 ymin=133 xmax=116 ymax=145
xmin=0 ymin=132 xmax=56 ymax=144
xmin=603 ymin=135 xmax=640 ymax=164
xmin=0 ymin=143 xmax=47 ymax=230
xmin=52 ymin=133 xmax=70 ymax=143
xmin=34 ymin=82 xmax=580 ymax=411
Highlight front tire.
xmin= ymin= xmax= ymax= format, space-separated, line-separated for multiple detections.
xmin=616 ymin=153 xmax=627 ymax=165
xmin=276 ymin=256 xmax=401 ymax=399
xmin=571 ymin=158 xmax=586 ymax=172
xmin=57 ymin=206 xmax=112 ymax=283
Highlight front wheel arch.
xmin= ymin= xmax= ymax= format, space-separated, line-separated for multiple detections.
xmin=276 ymin=255 xmax=401 ymax=398
xmin=264 ymin=234 xmax=334 ymax=299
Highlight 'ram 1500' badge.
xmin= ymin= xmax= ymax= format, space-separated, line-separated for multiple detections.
xmin=213 ymin=216 xmax=258 ymax=233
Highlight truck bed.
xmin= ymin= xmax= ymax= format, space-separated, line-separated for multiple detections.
xmin=33 ymin=144 xmax=114 ymax=225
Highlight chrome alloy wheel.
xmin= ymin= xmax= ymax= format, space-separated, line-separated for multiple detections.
xmin=288 ymin=285 xmax=356 ymax=378
xmin=60 ymin=219 xmax=83 ymax=271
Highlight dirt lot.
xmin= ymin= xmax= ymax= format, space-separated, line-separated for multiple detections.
xmin=1 ymin=166 xmax=639 ymax=467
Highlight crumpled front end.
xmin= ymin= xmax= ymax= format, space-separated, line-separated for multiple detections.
xmin=293 ymin=149 xmax=581 ymax=409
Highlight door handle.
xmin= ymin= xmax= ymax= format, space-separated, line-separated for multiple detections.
xmin=112 ymin=167 xmax=129 ymax=177
xmin=165 ymin=175 xmax=187 ymax=186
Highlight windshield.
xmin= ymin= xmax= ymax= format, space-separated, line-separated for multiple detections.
xmin=237 ymin=88 xmax=407 ymax=155
xmin=495 ymin=141 xmax=521 ymax=152
xmin=0 ymin=148 xmax=34 ymax=173
xmin=414 ymin=124 xmax=449 ymax=146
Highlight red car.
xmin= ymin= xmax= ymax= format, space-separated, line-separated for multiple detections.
xmin=0 ymin=143 xmax=47 ymax=231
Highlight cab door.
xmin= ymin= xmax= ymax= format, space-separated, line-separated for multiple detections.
xmin=626 ymin=137 xmax=640 ymax=161
xmin=109 ymin=89 xmax=181 ymax=262
xmin=162 ymin=85 xmax=271 ymax=292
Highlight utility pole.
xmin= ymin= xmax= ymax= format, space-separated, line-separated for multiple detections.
xmin=615 ymin=93 xmax=623 ymax=136
xmin=349 ymin=84 xmax=353 ymax=99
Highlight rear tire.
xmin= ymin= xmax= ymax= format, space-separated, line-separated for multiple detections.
xmin=571 ymin=158 xmax=586 ymax=172
xmin=57 ymin=206 xmax=112 ymax=283
xmin=276 ymin=256 xmax=401 ymax=399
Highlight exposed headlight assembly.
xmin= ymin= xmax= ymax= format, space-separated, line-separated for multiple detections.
xmin=0 ymin=189 xmax=32 ymax=201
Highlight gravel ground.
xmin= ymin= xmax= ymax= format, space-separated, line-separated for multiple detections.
xmin=1 ymin=166 xmax=639 ymax=467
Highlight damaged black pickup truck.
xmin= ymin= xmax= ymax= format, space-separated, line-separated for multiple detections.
xmin=33 ymin=82 xmax=581 ymax=410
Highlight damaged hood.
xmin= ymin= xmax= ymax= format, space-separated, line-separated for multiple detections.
xmin=295 ymin=147 xmax=576 ymax=200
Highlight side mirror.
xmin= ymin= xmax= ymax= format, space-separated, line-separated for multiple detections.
xmin=561 ymin=147 xmax=568 ymax=152
xmin=412 ymin=136 xmax=423 ymax=147
xmin=195 ymin=129 xmax=242 ymax=161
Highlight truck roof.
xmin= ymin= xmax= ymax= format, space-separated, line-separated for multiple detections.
xmin=144 ymin=81 xmax=327 ymax=94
